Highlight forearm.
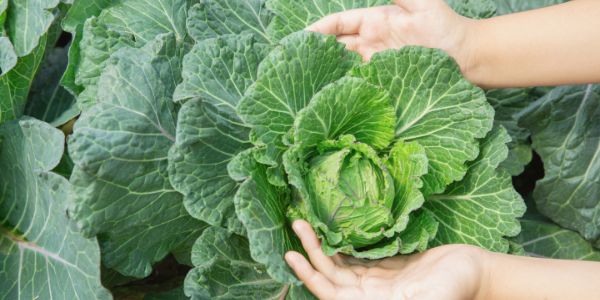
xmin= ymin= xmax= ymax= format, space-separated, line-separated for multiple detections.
xmin=477 ymin=251 xmax=600 ymax=300
xmin=465 ymin=0 xmax=600 ymax=88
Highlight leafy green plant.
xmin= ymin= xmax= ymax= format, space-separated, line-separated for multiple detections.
xmin=0 ymin=0 xmax=598 ymax=299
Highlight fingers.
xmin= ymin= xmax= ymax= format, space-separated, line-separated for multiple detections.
xmin=291 ymin=221 xmax=339 ymax=277
xmin=285 ymin=251 xmax=337 ymax=300
xmin=291 ymin=220 xmax=358 ymax=283
xmin=306 ymin=9 xmax=367 ymax=35
xmin=336 ymin=35 xmax=359 ymax=51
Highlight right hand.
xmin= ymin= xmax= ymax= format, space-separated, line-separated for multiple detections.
xmin=306 ymin=0 xmax=478 ymax=75
xmin=285 ymin=220 xmax=488 ymax=300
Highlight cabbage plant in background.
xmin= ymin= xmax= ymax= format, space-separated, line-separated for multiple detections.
xmin=0 ymin=0 xmax=598 ymax=299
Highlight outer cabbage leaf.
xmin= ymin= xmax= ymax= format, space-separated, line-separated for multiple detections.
xmin=266 ymin=0 xmax=391 ymax=41
xmin=169 ymin=100 xmax=250 ymax=233
xmin=71 ymin=17 xmax=139 ymax=109
xmin=184 ymin=226 xmax=288 ymax=300
xmin=294 ymin=77 xmax=395 ymax=150
xmin=60 ymin=0 xmax=114 ymax=95
xmin=0 ymin=35 xmax=46 ymax=124
xmin=485 ymin=88 xmax=538 ymax=175
xmin=62 ymin=0 xmax=113 ymax=32
xmin=425 ymin=127 xmax=526 ymax=252
xmin=513 ymin=219 xmax=600 ymax=261
xmin=446 ymin=0 xmax=496 ymax=18
xmin=68 ymin=34 xmax=205 ymax=277
xmin=173 ymin=34 xmax=269 ymax=108
xmin=0 ymin=37 xmax=17 ymax=75
xmin=493 ymin=0 xmax=566 ymax=15
xmin=3 ymin=0 xmax=59 ymax=58
xmin=169 ymin=35 xmax=267 ymax=230
xmin=24 ymin=47 xmax=79 ymax=127
xmin=186 ymin=0 xmax=273 ymax=43
xmin=66 ymin=0 xmax=190 ymax=108
xmin=518 ymin=84 xmax=600 ymax=241
xmin=238 ymin=32 xmax=360 ymax=162
xmin=234 ymin=159 xmax=303 ymax=284
xmin=0 ymin=117 xmax=110 ymax=300
xmin=351 ymin=47 xmax=494 ymax=195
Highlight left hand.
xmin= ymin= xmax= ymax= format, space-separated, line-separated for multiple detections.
xmin=285 ymin=220 xmax=487 ymax=300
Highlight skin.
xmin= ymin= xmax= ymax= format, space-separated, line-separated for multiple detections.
xmin=285 ymin=220 xmax=600 ymax=300
xmin=306 ymin=0 xmax=600 ymax=88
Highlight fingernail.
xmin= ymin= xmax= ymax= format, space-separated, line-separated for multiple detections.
xmin=292 ymin=221 xmax=302 ymax=233
xmin=285 ymin=252 xmax=296 ymax=266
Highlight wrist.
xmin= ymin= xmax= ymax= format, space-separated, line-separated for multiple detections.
xmin=458 ymin=18 xmax=485 ymax=86
xmin=473 ymin=247 xmax=493 ymax=300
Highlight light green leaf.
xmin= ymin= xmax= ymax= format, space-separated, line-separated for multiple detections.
xmin=0 ymin=35 xmax=46 ymax=124
xmin=425 ymin=127 xmax=526 ymax=252
xmin=266 ymin=0 xmax=390 ymax=41
xmin=385 ymin=141 xmax=429 ymax=234
xmin=238 ymin=31 xmax=360 ymax=160
xmin=5 ymin=0 xmax=59 ymax=57
xmin=446 ymin=0 xmax=496 ymax=19
xmin=513 ymin=219 xmax=600 ymax=261
xmin=235 ymin=161 xmax=303 ymax=284
xmin=518 ymin=84 xmax=600 ymax=241
xmin=0 ymin=37 xmax=17 ymax=75
xmin=397 ymin=210 xmax=438 ymax=254
xmin=68 ymin=34 xmax=205 ymax=277
xmin=24 ymin=47 xmax=79 ymax=127
xmin=0 ymin=117 xmax=110 ymax=300
xmin=351 ymin=47 xmax=494 ymax=195
xmin=294 ymin=76 xmax=395 ymax=150
xmin=187 ymin=0 xmax=273 ymax=43
xmin=185 ymin=226 xmax=288 ymax=300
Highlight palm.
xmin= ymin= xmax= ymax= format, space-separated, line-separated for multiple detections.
xmin=307 ymin=0 xmax=473 ymax=67
xmin=285 ymin=221 xmax=483 ymax=300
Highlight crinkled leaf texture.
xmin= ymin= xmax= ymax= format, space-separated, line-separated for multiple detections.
xmin=518 ymin=84 xmax=600 ymax=242
xmin=493 ymin=0 xmax=566 ymax=15
xmin=68 ymin=34 xmax=205 ymax=278
xmin=169 ymin=34 xmax=268 ymax=231
xmin=187 ymin=0 xmax=273 ymax=43
xmin=446 ymin=0 xmax=496 ymax=18
xmin=165 ymin=1 xmax=524 ymax=298
xmin=184 ymin=226 xmax=289 ymax=300
xmin=0 ymin=117 xmax=110 ymax=300
xmin=235 ymin=30 xmax=519 ymax=277
xmin=351 ymin=47 xmax=494 ymax=195
xmin=512 ymin=219 xmax=600 ymax=261
xmin=485 ymin=88 xmax=539 ymax=175
xmin=266 ymin=0 xmax=391 ymax=41
xmin=425 ymin=127 xmax=526 ymax=252
xmin=64 ymin=0 xmax=190 ymax=108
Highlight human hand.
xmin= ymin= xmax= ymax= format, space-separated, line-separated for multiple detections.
xmin=306 ymin=0 xmax=477 ymax=74
xmin=285 ymin=220 xmax=488 ymax=300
